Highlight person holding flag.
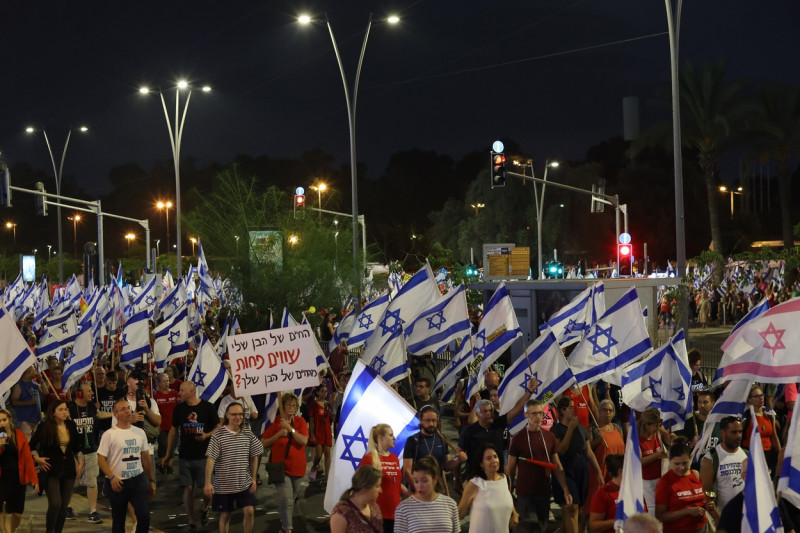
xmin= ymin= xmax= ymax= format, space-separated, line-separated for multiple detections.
xmin=589 ymin=454 xmax=624 ymax=533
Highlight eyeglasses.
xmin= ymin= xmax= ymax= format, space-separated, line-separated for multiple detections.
xmin=749 ymin=394 xmax=764 ymax=399
xmin=228 ymin=413 xmax=245 ymax=417
xmin=525 ymin=411 xmax=544 ymax=417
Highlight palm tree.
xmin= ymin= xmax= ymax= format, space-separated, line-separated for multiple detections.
xmin=751 ymin=84 xmax=800 ymax=250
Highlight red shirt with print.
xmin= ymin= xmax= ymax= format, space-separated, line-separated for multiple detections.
xmin=655 ymin=469 xmax=706 ymax=532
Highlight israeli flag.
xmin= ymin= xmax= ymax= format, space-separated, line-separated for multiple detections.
xmin=132 ymin=275 xmax=158 ymax=317
xmin=743 ymin=405 xmax=784 ymax=533
xmin=0 ymin=302 xmax=37 ymax=397
xmin=280 ymin=308 xmax=297 ymax=328
xmin=323 ymin=361 xmax=419 ymax=513
xmin=499 ymin=329 xmax=576 ymax=436
xmin=347 ymin=292 xmax=390 ymax=348
xmin=188 ymin=336 xmax=227 ymax=403
xmin=720 ymin=297 xmax=770 ymax=352
xmin=329 ymin=311 xmax=356 ymax=352
xmin=777 ymin=393 xmax=800 ymax=508
xmin=568 ymin=287 xmax=652 ymax=385
xmin=433 ymin=334 xmax=474 ymax=402
xmin=197 ymin=240 xmax=217 ymax=300
xmin=621 ymin=329 xmax=692 ymax=430
xmin=405 ymin=284 xmax=471 ymax=355
xmin=691 ymin=379 xmax=753 ymax=463
xmin=153 ymin=305 xmax=189 ymax=370
xmin=61 ymin=326 xmax=95 ymax=392
xmin=160 ymin=281 xmax=188 ymax=320
xmin=33 ymin=283 xmax=51 ymax=331
xmin=119 ymin=309 xmax=151 ymax=369
xmin=614 ymin=408 xmax=645 ymax=529
xmin=467 ymin=282 xmax=523 ymax=398
xmin=46 ymin=309 xmax=78 ymax=347
xmin=362 ymin=328 xmax=409 ymax=386
xmin=540 ymin=282 xmax=605 ymax=346
xmin=362 ymin=264 xmax=441 ymax=361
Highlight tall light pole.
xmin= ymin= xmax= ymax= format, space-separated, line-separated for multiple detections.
xmin=68 ymin=214 xmax=81 ymax=258
xmin=298 ymin=13 xmax=399 ymax=310
xmin=470 ymin=203 xmax=485 ymax=216
xmin=47 ymin=244 xmax=52 ymax=262
xmin=125 ymin=232 xmax=136 ymax=252
xmin=140 ymin=82 xmax=210 ymax=278
xmin=156 ymin=200 xmax=173 ymax=251
xmin=532 ymin=160 xmax=559 ymax=279
xmin=190 ymin=236 xmax=197 ymax=256
xmin=5 ymin=222 xmax=16 ymax=246
xmin=310 ymin=183 xmax=327 ymax=222
xmin=719 ymin=185 xmax=743 ymax=219
xmin=26 ymin=125 xmax=88 ymax=283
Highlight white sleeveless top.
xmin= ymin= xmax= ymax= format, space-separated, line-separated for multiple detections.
xmin=468 ymin=475 xmax=514 ymax=533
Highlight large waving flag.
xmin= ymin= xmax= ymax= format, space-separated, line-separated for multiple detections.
xmin=713 ymin=297 xmax=800 ymax=386
xmin=329 ymin=311 xmax=356 ymax=352
xmin=467 ymin=282 xmax=523 ymax=398
xmin=0 ymin=302 xmax=37 ymax=397
xmin=362 ymin=328 xmax=409 ymax=386
xmin=153 ymin=305 xmax=189 ymax=370
xmin=119 ymin=309 xmax=151 ymax=369
xmin=777 ymin=395 xmax=800 ymax=508
xmin=346 ymin=292 xmax=390 ymax=348
xmin=189 ymin=336 xmax=227 ymax=403
xmin=323 ymin=361 xmax=419 ymax=513
xmin=160 ymin=281 xmax=188 ymax=320
xmin=498 ymin=329 xmax=575 ymax=436
xmin=405 ymin=284 xmax=470 ymax=355
xmin=691 ymin=379 xmax=753 ymax=463
xmin=568 ymin=287 xmax=652 ymax=385
xmin=615 ymin=408 xmax=645 ymax=529
xmin=362 ymin=264 xmax=441 ymax=361
xmin=621 ymin=330 xmax=692 ymax=430
xmin=132 ymin=275 xmax=158 ymax=317
xmin=433 ymin=333 xmax=474 ymax=402
xmin=743 ymin=406 xmax=784 ymax=533
xmin=61 ymin=326 xmax=95 ymax=391
xmin=540 ymin=282 xmax=605 ymax=346
xmin=721 ymin=297 xmax=770 ymax=352
xmin=47 ymin=309 xmax=78 ymax=346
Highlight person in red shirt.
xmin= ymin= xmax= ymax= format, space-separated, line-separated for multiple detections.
xmin=153 ymin=373 xmax=180 ymax=474
xmin=308 ymin=384 xmax=333 ymax=479
xmin=589 ymin=453 xmax=624 ymax=533
xmin=563 ymin=384 xmax=594 ymax=428
xmin=638 ymin=408 xmax=669 ymax=516
xmin=742 ymin=386 xmax=781 ymax=474
xmin=360 ymin=423 xmax=409 ymax=533
xmin=656 ymin=438 xmax=718 ymax=533
xmin=261 ymin=393 xmax=309 ymax=533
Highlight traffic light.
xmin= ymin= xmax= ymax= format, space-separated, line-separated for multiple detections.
xmin=35 ymin=181 xmax=47 ymax=216
xmin=618 ymin=242 xmax=633 ymax=277
xmin=0 ymin=162 xmax=10 ymax=208
xmin=545 ymin=260 xmax=564 ymax=279
xmin=490 ymin=151 xmax=506 ymax=188
xmin=464 ymin=264 xmax=479 ymax=278
xmin=293 ymin=186 xmax=305 ymax=218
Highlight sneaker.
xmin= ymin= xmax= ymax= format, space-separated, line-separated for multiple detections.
xmin=201 ymin=507 xmax=209 ymax=526
xmin=66 ymin=507 xmax=76 ymax=520
xmin=87 ymin=511 xmax=103 ymax=524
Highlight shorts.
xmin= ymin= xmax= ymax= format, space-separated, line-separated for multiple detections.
xmin=0 ymin=477 xmax=26 ymax=514
xmin=77 ymin=452 xmax=99 ymax=488
xmin=552 ymin=454 xmax=589 ymax=506
xmin=178 ymin=458 xmax=207 ymax=489
xmin=211 ymin=489 xmax=256 ymax=512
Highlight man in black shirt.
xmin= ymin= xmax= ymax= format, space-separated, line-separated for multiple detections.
xmin=402 ymin=405 xmax=465 ymax=486
xmin=163 ymin=381 xmax=220 ymax=529
xmin=96 ymin=370 xmax=124 ymax=438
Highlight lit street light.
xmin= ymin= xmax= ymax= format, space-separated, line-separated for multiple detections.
xmin=719 ymin=185 xmax=744 ymax=219
xmin=190 ymin=236 xmax=197 ymax=256
xmin=125 ymin=232 xmax=136 ymax=252
xmin=67 ymin=214 xmax=81 ymax=258
xmin=288 ymin=234 xmax=299 ymax=246
xmin=47 ymin=244 xmax=52 ymax=262
xmin=298 ymin=12 xmax=399 ymax=310
xmin=26 ymin=125 xmax=89 ymax=283
xmin=470 ymin=203 xmax=485 ymax=215
xmin=5 ymin=221 xmax=16 ymax=246
xmin=156 ymin=200 xmax=173 ymax=251
xmin=310 ymin=182 xmax=327 ymax=222
xmin=532 ymin=160 xmax=560 ymax=278
xmin=140 ymin=82 xmax=211 ymax=277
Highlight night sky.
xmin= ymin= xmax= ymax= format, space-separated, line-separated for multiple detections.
xmin=2 ymin=1 xmax=798 ymax=197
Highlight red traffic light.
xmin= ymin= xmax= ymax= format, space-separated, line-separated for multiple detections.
xmin=619 ymin=244 xmax=631 ymax=257
xmin=295 ymin=195 xmax=305 ymax=205
xmin=493 ymin=154 xmax=506 ymax=165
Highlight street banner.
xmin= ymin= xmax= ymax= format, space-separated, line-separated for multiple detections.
xmin=227 ymin=324 xmax=319 ymax=396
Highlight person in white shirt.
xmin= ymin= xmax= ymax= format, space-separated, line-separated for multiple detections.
xmin=699 ymin=416 xmax=747 ymax=510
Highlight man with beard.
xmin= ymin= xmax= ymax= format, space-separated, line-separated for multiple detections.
xmin=679 ymin=390 xmax=720 ymax=468
xmin=402 ymin=405 xmax=466 ymax=485
xmin=700 ymin=416 xmax=747 ymax=510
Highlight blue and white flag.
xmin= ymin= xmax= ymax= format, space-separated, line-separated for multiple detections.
xmin=347 ymin=293 xmax=390 ymax=348
xmin=621 ymin=329 xmax=692 ymax=430
xmin=362 ymin=328 xmax=409 ymax=386
xmin=567 ymin=287 xmax=652 ymax=385
xmin=153 ymin=305 xmax=189 ymax=370
xmin=433 ymin=334 xmax=474 ymax=402
xmin=498 ymin=329 xmax=575 ymax=436
xmin=721 ymin=297 xmax=770 ymax=352
xmin=467 ymin=282 xmax=523 ymax=398
xmin=0 ymin=302 xmax=37 ymax=397
xmin=362 ymin=264 xmax=441 ymax=361
xmin=132 ymin=275 xmax=158 ymax=317
xmin=615 ymin=408 xmax=645 ymax=529
xmin=280 ymin=308 xmax=298 ymax=328
xmin=540 ymin=282 xmax=605 ymax=346
xmin=777 ymin=394 xmax=800 ymax=508
xmin=33 ymin=284 xmax=51 ymax=331
xmin=160 ymin=281 xmax=188 ymax=320
xmin=197 ymin=241 xmax=217 ymax=300
xmin=61 ymin=326 xmax=95 ymax=392
xmin=119 ymin=309 xmax=151 ymax=369
xmin=405 ymin=284 xmax=471 ymax=355
xmin=46 ymin=309 xmax=78 ymax=346
xmin=691 ymin=379 xmax=753 ymax=463
xmin=189 ymin=336 xmax=227 ymax=404
xmin=329 ymin=311 xmax=356 ymax=352
xmin=323 ymin=361 xmax=419 ymax=513
xmin=743 ymin=405 xmax=783 ymax=533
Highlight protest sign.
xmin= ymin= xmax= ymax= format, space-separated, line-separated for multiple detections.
xmin=227 ymin=324 xmax=319 ymax=396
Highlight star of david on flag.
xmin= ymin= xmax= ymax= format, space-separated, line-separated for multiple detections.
xmin=347 ymin=293 xmax=390 ymax=349
xmin=539 ymin=282 xmax=605 ymax=347
xmin=119 ymin=308 xmax=151 ymax=369
xmin=188 ymin=336 xmax=227 ymax=403
xmin=323 ymin=361 xmax=418 ymax=514
xmin=153 ymin=305 xmax=189 ymax=370
xmin=405 ymin=284 xmax=470 ymax=355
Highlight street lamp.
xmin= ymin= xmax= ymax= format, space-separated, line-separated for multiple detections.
xmin=310 ymin=182 xmax=327 ymax=222
xmin=719 ymin=185 xmax=744 ymax=219
xmin=190 ymin=236 xmax=197 ymax=256
xmin=47 ymin=244 xmax=52 ymax=262
xmin=298 ymin=12 xmax=399 ymax=310
xmin=125 ymin=232 xmax=136 ymax=252
xmin=67 ymin=214 xmax=81 ymax=258
xmin=140 ymin=82 xmax=211 ymax=278
xmin=25 ymin=125 xmax=88 ymax=283
xmin=156 ymin=200 xmax=173 ymax=251
xmin=470 ymin=203 xmax=485 ymax=215
xmin=288 ymin=234 xmax=299 ymax=246
xmin=155 ymin=239 xmax=161 ymax=257
xmin=5 ymin=222 xmax=16 ymax=246
xmin=527 ymin=160 xmax=560 ymax=278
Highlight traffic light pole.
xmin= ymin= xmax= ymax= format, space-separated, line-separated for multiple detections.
xmin=309 ymin=206 xmax=367 ymax=275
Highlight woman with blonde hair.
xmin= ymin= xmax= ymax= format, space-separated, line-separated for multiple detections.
xmin=360 ymin=424 xmax=408 ymax=532
xmin=0 ymin=409 xmax=38 ymax=532
xmin=330 ymin=465 xmax=383 ymax=533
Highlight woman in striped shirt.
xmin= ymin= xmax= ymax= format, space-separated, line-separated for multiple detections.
xmin=394 ymin=456 xmax=459 ymax=533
